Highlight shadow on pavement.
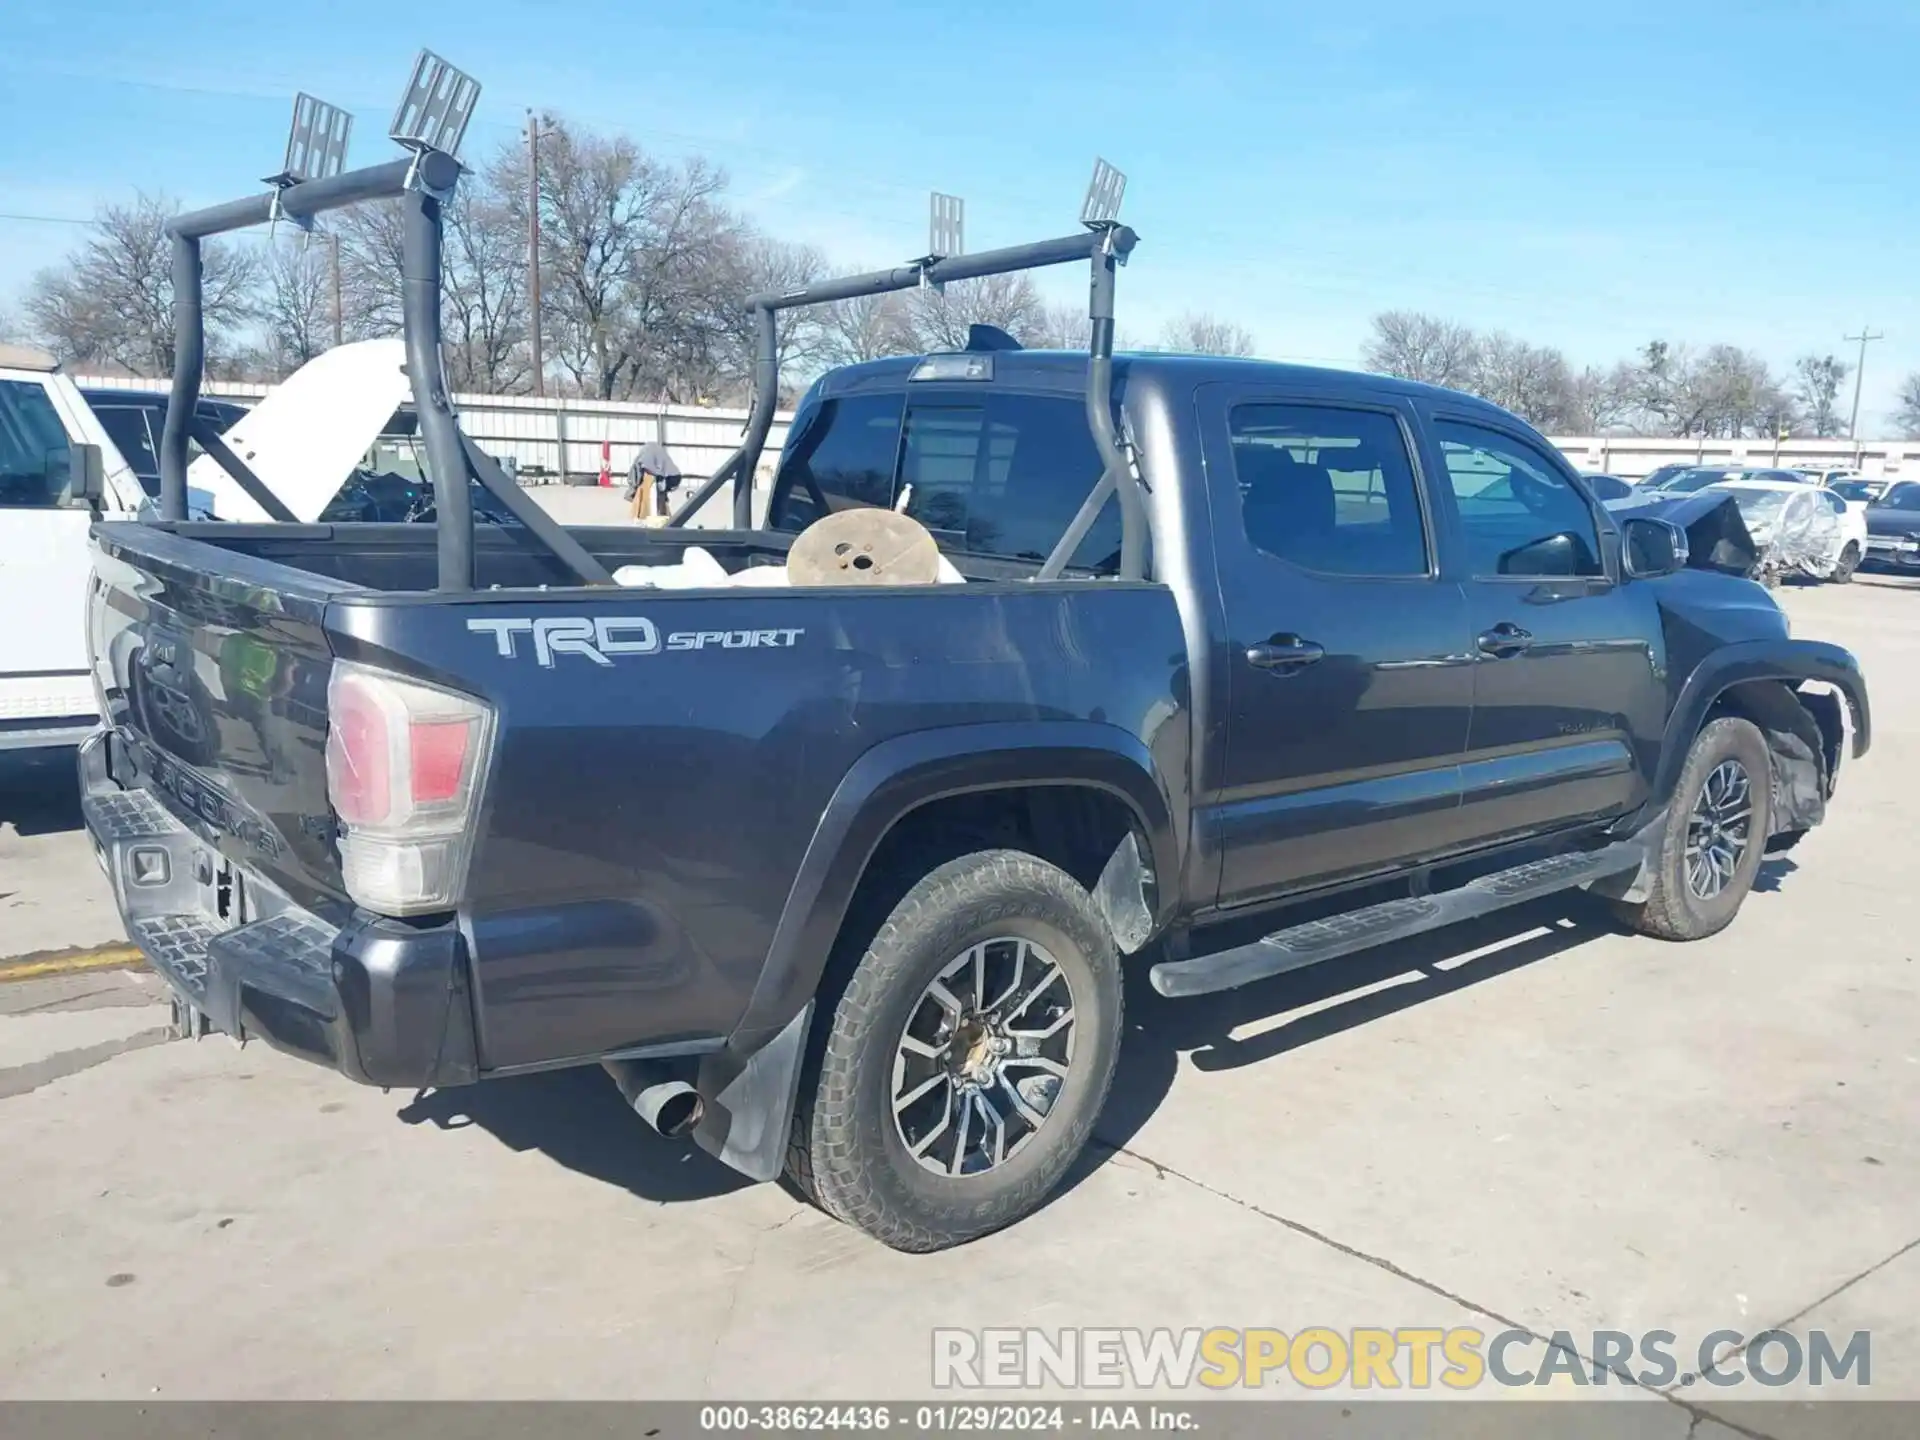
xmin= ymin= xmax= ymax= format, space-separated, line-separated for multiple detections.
xmin=395 ymin=1063 xmax=752 ymax=1204
xmin=1091 ymin=897 xmax=1614 ymax=1163
xmin=0 ymin=749 xmax=84 ymax=838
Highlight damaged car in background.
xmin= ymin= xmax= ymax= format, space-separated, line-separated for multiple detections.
xmin=1609 ymin=480 xmax=1863 ymax=586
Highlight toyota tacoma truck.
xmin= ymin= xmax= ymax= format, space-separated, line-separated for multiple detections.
xmin=80 ymin=138 xmax=1869 ymax=1253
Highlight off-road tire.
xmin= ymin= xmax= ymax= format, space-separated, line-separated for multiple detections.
xmin=1832 ymin=542 xmax=1861 ymax=583
xmin=1613 ymin=717 xmax=1772 ymax=941
xmin=785 ymin=849 xmax=1123 ymax=1252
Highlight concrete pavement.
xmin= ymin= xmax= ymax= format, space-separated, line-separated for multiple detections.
xmin=1 ymin=577 xmax=1915 ymax=1428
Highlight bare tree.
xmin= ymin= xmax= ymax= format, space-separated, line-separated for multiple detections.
xmin=334 ymin=200 xmax=405 ymax=340
xmin=260 ymin=234 xmax=333 ymax=372
xmin=891 ymin=272 xmax=1043 ymax=354
xmin=1158 ymin=312 xmax=1256 ymax=357
xmin=0 ymin=304 xmax=20 ymax=343
xmin=1467 ymin=333 xmax=1566 ymax=426
xmin=720 ymin=234 xmax=830 ymax=383
xmin=1022 ymin=301 xmax=1088 ymax=352
xmin=1897 ymin=373 xmax=1920 ymax=439
xmin=1793 ymin=354 xmax=1850 ymax=438
xmin=1552 ymin=363 xmax=1635 ymax=434
xmin=24 ymin=193 xmax=258 ymax=374
xmin=533 ymin=117 xmax=737 ymax=400
xmin=441 ymin=147 xmax=532 ymax=393
xmin=1362 ymin=311 xmax=1480 ymax=389
xmin=818 ymin=286 xmax=910 ymax=367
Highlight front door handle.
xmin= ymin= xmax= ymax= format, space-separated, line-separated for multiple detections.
xmin=1246 ymin=636 xmax=1326 ymax=672
xmin=1476 ymin=622 xmax=1535 ymax=658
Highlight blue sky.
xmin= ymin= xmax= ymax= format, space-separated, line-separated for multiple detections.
xmin=3 ymin=0 xmax=1915 ymax=425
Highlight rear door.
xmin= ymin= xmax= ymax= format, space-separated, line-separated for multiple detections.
xmin=1419 ymin=412 xmax=1664 ymax=845
xmin=1198 ymin=385 xmax=1476 ymax=907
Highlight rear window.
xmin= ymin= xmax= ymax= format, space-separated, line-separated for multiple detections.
xmin=769 ymin=389 xmax=1121 ymax=573
xmin=768 ymin=393 xmax=903 ymax=531
xmin=94 ymin=406 xmax=161 ymax=492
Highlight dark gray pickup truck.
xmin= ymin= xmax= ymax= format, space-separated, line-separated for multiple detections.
xmin=79 ymin=156 xmax=1869 ymax=1252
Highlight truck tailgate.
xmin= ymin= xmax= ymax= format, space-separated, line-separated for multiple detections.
xmin=88 ymin=523 xmax=347 ymax=913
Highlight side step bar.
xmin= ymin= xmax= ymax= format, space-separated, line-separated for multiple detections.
xmin=1150 ymin=841 xmax=1646 ymax=999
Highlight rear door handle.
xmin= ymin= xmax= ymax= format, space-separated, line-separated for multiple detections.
xmin=1246 ymin=637 xmax=1326 ymax=672
xmin=1476 ymin=622 xmax=1534 ymax=658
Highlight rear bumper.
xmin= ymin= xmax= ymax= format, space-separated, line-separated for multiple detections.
xmin=0 ymin=717 xmax=99 ymax=753
xmin=79 ymin=731 xmax=476 ymax=1088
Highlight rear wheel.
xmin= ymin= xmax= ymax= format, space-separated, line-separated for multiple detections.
xmin=786 ymin=850 xmax=1123 ymax=1252
xmin=1832 ymin=542 xmax=1861 ymax=583
xmin=1613 ymin=717 xmax=1772 ymax=941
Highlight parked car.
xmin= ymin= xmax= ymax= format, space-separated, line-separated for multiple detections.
xmin=1707 ymin=479 xmax=1866 ymax=584
xmin=1798 ymin=467 xmax=1884 ymax=498
xmin=1639 ymin=463 xmax=1694 ymax=490
xmin=1642 ymin=465 xmax=1805 ymax=494
xmin=1829 ymin=477 xmax=1886 ymax=505
xmin=80 ymin=385 xmax=513 ymax=525
xmin=1580 ymin=472 xmax=1635 ymax=501
xmin=0 ymin=349 xmax=147 ymax=750
xmin=1862 ymin=480 xmax=1920 ymax=572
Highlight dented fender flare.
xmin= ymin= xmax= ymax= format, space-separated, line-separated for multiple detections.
xmin=1644 ymin=639 xmax=1870 ymax=826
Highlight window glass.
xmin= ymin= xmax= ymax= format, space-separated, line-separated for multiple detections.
xmin=1434 ymin=419 xmax=1603 ymax=578
xmin=95 ymin=407 xmax=161 ymax=494
xmin=767 ymin=392 xmax=904 ymax=531
xmin=898 ymin=393 xmax=1119 ymax=571
xmin=1227 ymin=403 xmax=1428 ymax=575
xmin=0 ymin=379 xmax=72 ymax=509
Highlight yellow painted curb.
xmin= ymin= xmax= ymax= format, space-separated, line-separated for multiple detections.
xmin=0 ymin=944 xmax=148 ymax=984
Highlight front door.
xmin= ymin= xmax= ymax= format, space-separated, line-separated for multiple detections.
xmin=0 ymin=376 xmax=97 ymax=728
xmin=1200 ymin=388 xmax=1477 ymax=909
xmin=1421 ymin=413 xmax=1664 ymax=845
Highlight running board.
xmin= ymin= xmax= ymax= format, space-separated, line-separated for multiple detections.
xmin=1150 ymin=841 xmax=1646 ymax=999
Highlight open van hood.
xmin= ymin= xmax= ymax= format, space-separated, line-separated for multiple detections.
xmin=187 ymin=339 xmax=411 ymax=522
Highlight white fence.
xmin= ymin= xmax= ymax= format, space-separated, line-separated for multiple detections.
xmin=1554 ymin=434 xmax=1920 ymax=481
xmin=75 ymin=374 xmax=1920 ymax=492
xmin=73 ymin=374 xmax=795 ymax=488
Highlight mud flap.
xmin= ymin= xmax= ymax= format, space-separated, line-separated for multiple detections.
xmin=1587 ymin=809 xmax=1669 ymax=906
xmin=1092 ymin=830 xmax=1154 ymax=956
xmin=1765 ymin=726 xmax=1826 ymax=842
xmin=692 ymin=1001 xmax=813 ymax=1182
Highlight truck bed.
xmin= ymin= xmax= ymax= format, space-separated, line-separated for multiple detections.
xmin=85 ymin=518 xmax=1185 ymax=1078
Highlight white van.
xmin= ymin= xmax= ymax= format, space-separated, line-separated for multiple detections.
xmin=0 ymin=344 xmax=144 ymax=750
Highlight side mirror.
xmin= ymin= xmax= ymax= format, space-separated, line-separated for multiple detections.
xmin=1623 ymin=515 xmax=1689 ymax=578
xmin=66 ymin=444 xmax=106 ymax=508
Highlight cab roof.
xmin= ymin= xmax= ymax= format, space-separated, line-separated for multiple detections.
xmin=811 ymin=349 xmax=1526 ymax=424
xmin=0 ymin=342 xmax=59 ymax=373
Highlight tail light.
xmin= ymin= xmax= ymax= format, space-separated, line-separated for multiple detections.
xmin=325 ymin=661 xmax=494 ymax=915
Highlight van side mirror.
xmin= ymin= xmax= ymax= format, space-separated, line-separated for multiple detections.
xmin=1623 ymin=515 xmax=1689 ymax=578
xmin=66 ymin=444 xmax=106 ymax=508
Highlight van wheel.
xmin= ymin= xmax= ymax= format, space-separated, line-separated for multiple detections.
xmin=786 ymin=850 xmax=1122 ymax=1252
xmin=1614 ymin=717 xmax=1772 ymax=941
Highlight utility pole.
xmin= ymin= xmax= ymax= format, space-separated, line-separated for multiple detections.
xmin=527 ymin=109 xmax=545 ymax=398
xmin=1845 ymin=325 xmax=1884 ymax=440
xmin=329 ymin=232 xmax=343 ymax=349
